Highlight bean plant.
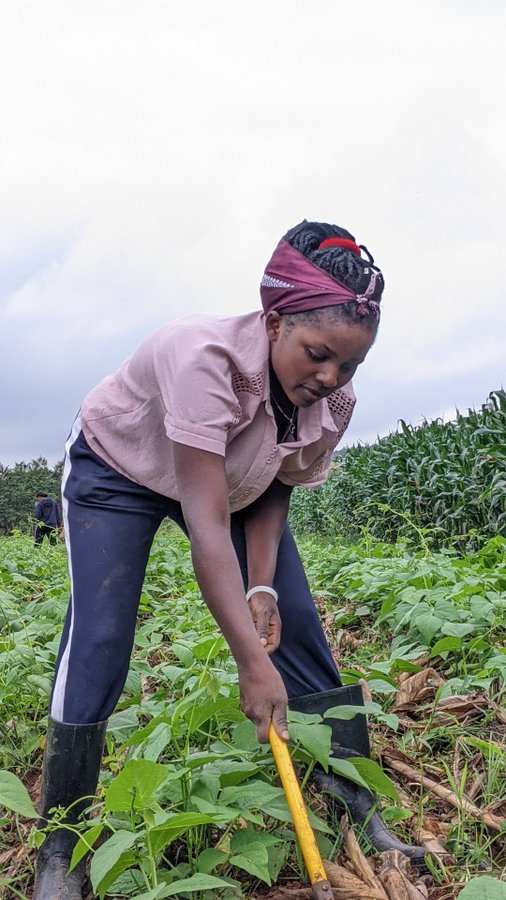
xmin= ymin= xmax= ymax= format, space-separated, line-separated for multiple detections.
xmin=1 ymin=521 xmax=505 ymax=895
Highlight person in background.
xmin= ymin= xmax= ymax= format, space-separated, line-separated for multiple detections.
xmin=33 ymin=219 xmax=426 ymax=899
xmin=34 ymin=491 xmax=61 ymax=546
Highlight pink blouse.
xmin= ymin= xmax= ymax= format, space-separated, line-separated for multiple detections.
xmin=81 ymin=311 xmax=356 ymax=512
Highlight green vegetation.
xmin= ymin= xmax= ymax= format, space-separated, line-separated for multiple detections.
xmin=1 ymin=528 xmax=505 ymax=898
xmin=290 ymin=389 xmax=506 ymax=549
xmin=1 ymin=391 xmax=505 ymax=897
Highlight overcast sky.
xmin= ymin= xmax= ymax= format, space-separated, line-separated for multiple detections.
xmin=1 ymin=0 xmax=505 ymax=467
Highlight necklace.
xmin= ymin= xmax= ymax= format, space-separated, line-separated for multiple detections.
xmin=270 ymin=391 xmax=298 ymax=438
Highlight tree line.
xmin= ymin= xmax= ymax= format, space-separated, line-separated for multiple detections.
xmin=3 ymin=389 xmax=505 ymax=545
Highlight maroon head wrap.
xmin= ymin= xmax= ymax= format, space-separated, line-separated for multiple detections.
xmin=260 ymin=238 xmax=381 ymax=318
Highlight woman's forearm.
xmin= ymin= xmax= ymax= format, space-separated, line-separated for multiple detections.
xmin=244 ymin=479 xmax=292 ymax=588
xmin=187 ymin=521 xmax=268 ymax=670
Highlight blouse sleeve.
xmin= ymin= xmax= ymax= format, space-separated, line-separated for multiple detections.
xmin=149 ymin=327 xmax=242 ymax=457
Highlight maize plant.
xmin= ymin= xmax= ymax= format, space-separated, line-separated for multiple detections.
xmin=289 ymin=389 xmax=506 ymax=550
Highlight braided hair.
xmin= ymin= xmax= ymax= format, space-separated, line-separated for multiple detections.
xmin=283 ymin=220 xmax=384 ymax=332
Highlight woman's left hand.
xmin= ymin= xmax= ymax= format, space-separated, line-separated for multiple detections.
xmin=248 ymin=592 xmax=282 ymax=654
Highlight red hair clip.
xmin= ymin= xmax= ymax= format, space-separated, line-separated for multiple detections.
xmin=318 ymin=237 xmax=361 ymax=256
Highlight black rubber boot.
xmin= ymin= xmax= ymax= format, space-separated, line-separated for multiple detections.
xmin=33 ymin=717 xmax=107 ymax=899
xmin=290 ymin=684 xmax=427 ymax=867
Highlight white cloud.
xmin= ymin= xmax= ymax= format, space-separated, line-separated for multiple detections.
xmin=0 ymin=0 xmax=505 ymax=463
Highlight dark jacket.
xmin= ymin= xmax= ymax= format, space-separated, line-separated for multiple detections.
xmin=35 ymin=498 xmax=61 ymax=528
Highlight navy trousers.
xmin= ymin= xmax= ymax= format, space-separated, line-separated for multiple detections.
xmin=51 ymin=424 xmax=341 ymax=724
xmin=35 ymin=524 xmax=58 ymax=546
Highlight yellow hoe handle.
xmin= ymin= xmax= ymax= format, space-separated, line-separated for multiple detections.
xmin=269 ymin=724 xmax=333 ymax=900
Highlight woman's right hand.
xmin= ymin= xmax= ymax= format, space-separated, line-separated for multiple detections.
xmin=237 ymin=656 xmax=289 ymax=744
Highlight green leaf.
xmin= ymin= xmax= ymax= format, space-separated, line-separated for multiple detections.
xmin=349 ymin=758 xmax=400 ymax=801
xmin=433 ymin=598 xmax=463 ymax=622
xmin=327 ymin=757 xmax=369 ymax=789
xmin=128 ymin=889 xmax=163 ymax=900
xmin=231 ymin=828 xmax=281 ymax=851
xmin=171 ymin=642 xmax=194 ymax=666
xmin=219 ymin=782 xmax=284 ymax=810
xmin=288 ymin=710 xmax=322 ymax=726
xmin=470 ymin=598 xmax=494 ymax=622
xmin=0 ymin=770 xmax=37 ymax=818
xmin=248 ymin=792 xmax=332 ymax=834
xmin=232 ymin=718 xmax=258 ymax=750
xmin=26 ymin=673 xmax=52 ymax=696
xmin=154 ymin=873 xmax=232 ymax=896
xmin=184 ymin=696 xmax=241 ymax=735
xmin=148 ymin=812 xmax=214 ymax=856
xmin=205 ymin=759 xmax=261 ymax=787
xmin=90 ymin=830 xmax=137 ymax=899
xmin=107 ymin=709 xmax=139 ymax=736
xmin=376 ymin=711 xmax=400 ymax=731
xmin=365 ymin=679 xmax=398 ymax=694
xmin=190 ymin=796 xmax=243 ymax=826
xmin=366 ymin=662 xmax=397 ymax=688
xmin=323 ymin=704 xmax=368 ymax=721
xmin=461 ymin=736 xmax=505 ymax=759
xmin=379 ymin=593 xmax=397 ymax=620
xmin=69 ymin=823 xmax=104 ymax=871
xmin=324 ymin=701 xmax=397 ymax=724
xmin=381 ymin=805 xmax=413 ymax=823
xmin=196 ymin=847 xmax=229 ymax=874
xmin=458 ymin=876 xmax=506 ymax=899
xmin=413 ymin=613 xmax=444 ymax=644
xmin=104 ymin=759 xmax=170 ymax=812
xmin=184 ymin=750 xmax=228 ymax=770
xmin=141 ymin=724 xmax=172 ymax=762
xmin=158 ymin=664 xmax=187 ymax=684
xmin=230 ymin=842 xmax=271 ymax=884
xmin=267 ymin=841 xmax=290 ymax=882
xmin=441 ymin=622 xmax=477 ymax=638
xmin=190 ymin=772 xmax=221 ymax=804
xmin=389 ymin=658 xmax=423 ymax=675
xmin=485 ymin=655 xmax=506 ymax=673
xmin=289 ymin=722 xmax=331 ymax=769
xmin=118 ymin=716 xmax=169 ymax=749
xmin=429 ymin=635 xmax=462 ymax=658
xmin=192 ymin=634 xmax=226 ymax=660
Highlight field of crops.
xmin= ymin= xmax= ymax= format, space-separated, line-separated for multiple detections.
xmin=290 ymin=390 xmax=506 ymax=550
xmin=1 ymin=522 xmax=505 ymax=899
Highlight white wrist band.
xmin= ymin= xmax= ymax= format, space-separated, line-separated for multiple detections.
xmin=246 ymin=585 xmax=278 ymax=603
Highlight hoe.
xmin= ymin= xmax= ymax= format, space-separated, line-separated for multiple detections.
xmin=269 ymin=724 xmax=332 ymax=899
